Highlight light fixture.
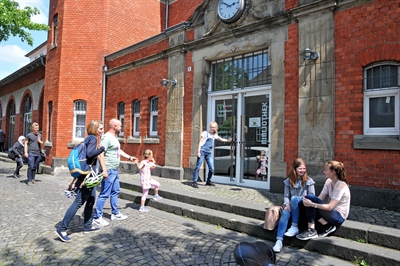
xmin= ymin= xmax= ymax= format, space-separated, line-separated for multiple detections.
xmin=303 ymin=48 xmax=319 ymax=60
xmin=161 ymin=78 xmax=177 ymax=87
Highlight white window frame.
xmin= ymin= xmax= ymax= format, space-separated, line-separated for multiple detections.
xmin=363 ymin=62 xmax=399 ymax=136
xmin=73 ymin=100 xmax=86 ymax=141
xmin=118 ymin=102 xmax=125 ymax=137
xmin=132 ymin=100 xmax=140 ymax=137
xmin=23 ymin=96 xmax=32 ymax=136
xmin=149 ymin=97 xmax=158 ymax=136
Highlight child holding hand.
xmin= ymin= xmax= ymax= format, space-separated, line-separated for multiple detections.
xmin=136 ymin=149 xmax=162 ymax=212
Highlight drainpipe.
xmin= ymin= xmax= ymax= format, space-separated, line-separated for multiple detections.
xmin=165 ymin=0 xmax=169 ymax=30
xmin=102 ymin=65 xmax=108 ymax=123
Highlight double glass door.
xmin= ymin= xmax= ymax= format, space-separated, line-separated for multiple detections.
xmin=210 ymin=90 xmax=271 ymax=189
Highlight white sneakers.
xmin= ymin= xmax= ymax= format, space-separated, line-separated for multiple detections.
xmin=284 ymin=225 xmax=299 ymax=237
xmin=93 ymin=217 xmax=110 ymax=227
xmin=111 ymin=212 xmax=128 ymax=221
xmin=273 ymin=240 xmax=282 ymax=252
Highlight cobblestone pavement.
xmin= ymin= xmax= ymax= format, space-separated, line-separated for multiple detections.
xmin=0 ymin=161 xmax=356 ymax=265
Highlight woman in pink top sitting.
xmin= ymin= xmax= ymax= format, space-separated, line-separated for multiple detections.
xmin=296 ymin=160 xmax=351 ymax=240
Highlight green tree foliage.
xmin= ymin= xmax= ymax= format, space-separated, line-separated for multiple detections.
xmin=0 ymin=0 xmax=49 ymax=45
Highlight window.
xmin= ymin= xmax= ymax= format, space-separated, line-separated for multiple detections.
xmin=149 ymin=97 xmax=158 ymax=136
xmin=23 ymin=95 xmax=32 ymax=136
xmin=53 ymin=14 xmax=58 ymax=45
xmin=73 ymin=100 xmax=86 ymax=140
xmin=0 ymin=104 xmax=2 ymax=128
xmin=132 ymin=100 xmax=140 ymax=137
xmin=211 ymin=50 xmax=271 ymax=91
xmin=363 ymin=62 xmax=399 ymax=135
xmin=118 ymin=102 xmax=125 ymax=137
xmin=8 ymin=101 xmax=15 ymax=149
xmin=48 ymin=101 xmax=53 ymax=142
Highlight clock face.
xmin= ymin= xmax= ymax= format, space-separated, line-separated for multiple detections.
xmin=218 ymin=0 xmax=245 ymax=23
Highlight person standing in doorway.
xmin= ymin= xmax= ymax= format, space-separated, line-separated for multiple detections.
xmin=0 ymin=128 xmax=5 ymax=152
xmin=192 ymin=121 xmax=232 ymax=188
xmin=93 ymin=118 xmax=138 ymax=226
xmin=24 ymin=122 xmax=43 ymax=186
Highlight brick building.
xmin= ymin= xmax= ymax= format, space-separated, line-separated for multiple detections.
xmin=0 ymin=0 xmax=398 ymax=210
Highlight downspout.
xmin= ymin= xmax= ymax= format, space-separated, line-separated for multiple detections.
xmin=165 ymin=0 xmax=169 ymax=30
xmin=102 ymin=65 xmax=108 ymax=123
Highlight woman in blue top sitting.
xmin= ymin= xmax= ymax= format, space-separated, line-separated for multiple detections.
xmin=272 ymin=158 xmax=315 ymax=252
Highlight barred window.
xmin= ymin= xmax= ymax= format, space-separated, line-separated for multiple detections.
xmin=132 ymin=100 xmax=140 ymax=137
xmin=118 ymin=102 xmax=125 ymax=137
xmin=73 ymin=100 xmax=86 ymax=140
xmin=149 ymin=97 xmax=158 ymax=136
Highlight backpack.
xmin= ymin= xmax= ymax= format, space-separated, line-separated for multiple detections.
xmin=68 ymin=139 xmax=91 ymax=178
xmin=8 ymin=150 xmax=16 ymax=160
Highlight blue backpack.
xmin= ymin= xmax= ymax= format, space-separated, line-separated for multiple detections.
xmin=68 ymin=138 xmax=91 ymax=178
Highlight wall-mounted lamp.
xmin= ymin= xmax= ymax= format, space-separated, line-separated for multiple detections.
xmin=303 ymin=48 xmax=319 ymax=60
xmin=161 ymin=78 xmax=177 ymax=87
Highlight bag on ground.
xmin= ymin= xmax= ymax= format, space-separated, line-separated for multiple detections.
xmin=67 ymin=141 xmax=90 ymax=178
xmin=8 ymin=150 xmax=16 ymax=160
xmin=263 ymin=206 xmax=282 ymax=230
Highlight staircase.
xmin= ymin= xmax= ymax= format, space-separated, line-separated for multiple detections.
xmin=118 ymin=176 xmax=400 ymax=266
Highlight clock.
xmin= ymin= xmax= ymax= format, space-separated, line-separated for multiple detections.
xmin=217 ymin=0 xmax=246 ymax=23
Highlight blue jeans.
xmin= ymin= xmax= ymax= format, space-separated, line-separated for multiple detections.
xmin=193 ymin=151 xmax=214 ymax=183
xmin=94 ymin=169 xmax=121 ymax=218
xmin=303 ymin=194 xmax=345 ymax=226
xmin=58 ymin=186 xmax=96 ymax=231
xmin=27 ymin=153 xmax=41 ymax=182
xmin=276 ymin=196 xmax=303 ymax=240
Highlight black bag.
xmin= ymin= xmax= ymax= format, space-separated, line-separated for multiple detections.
xmin=39 ymin=150 xmax=46 ymax=163
xmin=8 ymin=150 xmax=16 ymax=160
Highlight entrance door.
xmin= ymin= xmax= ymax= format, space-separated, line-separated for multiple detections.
xmin=211 ymin=90 xmax=270 ymax=189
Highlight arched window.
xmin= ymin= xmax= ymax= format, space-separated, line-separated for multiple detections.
xmin=118 ymin=102 xmax=125 ymax=137
xmin=8 ymin=101 xmax=15 ymax=149
xmin=73 ymin=100 xmax=86 ymax=140
xmin=149 ymin=97 xmax=158 ymax=136
xmin=363 ymin=62 xmax=399 ymax=135
xmin=23 ymin=95 xmax=32 ymax=136
xmin=132 ymin=100 xmax=140 ymax=137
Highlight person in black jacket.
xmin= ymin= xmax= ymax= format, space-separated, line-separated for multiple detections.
xmin=55 ymin=120 xmax=108 ymax=242
xmin=11 ymin=136 xmax=26 ymax=178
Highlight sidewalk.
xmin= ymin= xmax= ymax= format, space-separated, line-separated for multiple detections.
xmin=118 ymin=173 xmax=400 ymax=229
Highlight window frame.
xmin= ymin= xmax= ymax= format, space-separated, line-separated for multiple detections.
xmin=149 ymin=97 xmax=158 ymax=136
xmin=118 ymin=102 xmax=125 ymax=137
xmin=53 ymin=14 xmax=58 ymax=46
xmin=132 ymin=100 xmax=140 ymax=137
xmin=73 ymin=100 xmax=86 ymax=141
xmin=23 ymin=95 xmax=32 ymax=137
xmin=363 ymin=62 xmax=399 ymax=136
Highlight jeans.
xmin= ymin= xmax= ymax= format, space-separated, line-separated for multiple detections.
xmin=94 ymin=169 xmax=121 ymax=218
xmin=303 ymin=194 xmax=345 ymax=226
xmin=58 ymin=186 xmax=96 ymax=231
xmin=15 ymin=156 xmax=24 ymax=175
xmin=276 ymin=196 xmax=303 ymax=240
xmin=27 ymin=153 xmax=41 ymax=182
xmin=193 ymin=151 xmax=214 ymax=183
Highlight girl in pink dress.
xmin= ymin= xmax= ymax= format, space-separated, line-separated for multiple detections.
xmin=136 ymin=149 xmax=162 ymax=212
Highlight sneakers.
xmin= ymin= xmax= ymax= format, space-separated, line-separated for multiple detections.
xmin=139 ymin=206 xmax=150 ymax=213
xmin=13 ymin=173 xmax=18 ymax=179
xmin=111 ymin=212 xmax=128 ymax=221
xmin=55 ymin=229 xmax=71 ymax=242
xmin=83 ymin=227 xmax=101 ymax=234
xmin=319 ymin=224 xmax=336 ymax=237
xmin=32 ymin=180 xmax=37 ymax=184
xmin=153 ymin=195 xmax=163 ymax=201
xmin=273 ymin=240 xmax=283 ymax=253
xmin=296 ymin=228 xmax=318 ymax=240
xmin=192 ymin=182 xmax=199 ymax=188
xmin=27 ymin=181 xmax=34 ymax=186
xmin=284 ymin=225 xmax=299 ymax=237
xmin=205 ymin=181 xmax=216 ymax=186
xmin=93 ymin=217 xmax=110 ymax=227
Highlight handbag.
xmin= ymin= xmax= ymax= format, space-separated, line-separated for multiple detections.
xmin=263 ymin=206 xmax=282 ymax=230
xmin=8 ymin=150 xmax=16 ymax=160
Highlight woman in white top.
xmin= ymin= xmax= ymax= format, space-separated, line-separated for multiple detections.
xmin=192 ymin=121 xmax=231 ymax=188
xmin=296 ymin=160 xmax=351 ymax=240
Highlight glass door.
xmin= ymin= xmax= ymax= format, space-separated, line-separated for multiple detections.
xmin=211 ymin=90 xmax=271 ymax=189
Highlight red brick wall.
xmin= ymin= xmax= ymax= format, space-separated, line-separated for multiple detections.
xmin=183 ymin=51 xmax=194 ymax=168
xmin=334 ymin=0 xmax=400 ymax=189
xmin=168 ymin=0 xmax=203 ymax=26
xmin=284 ymin=23 xmax=300 ymax=171
xmin=285 ymin=0 xmax=298 ymax=11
